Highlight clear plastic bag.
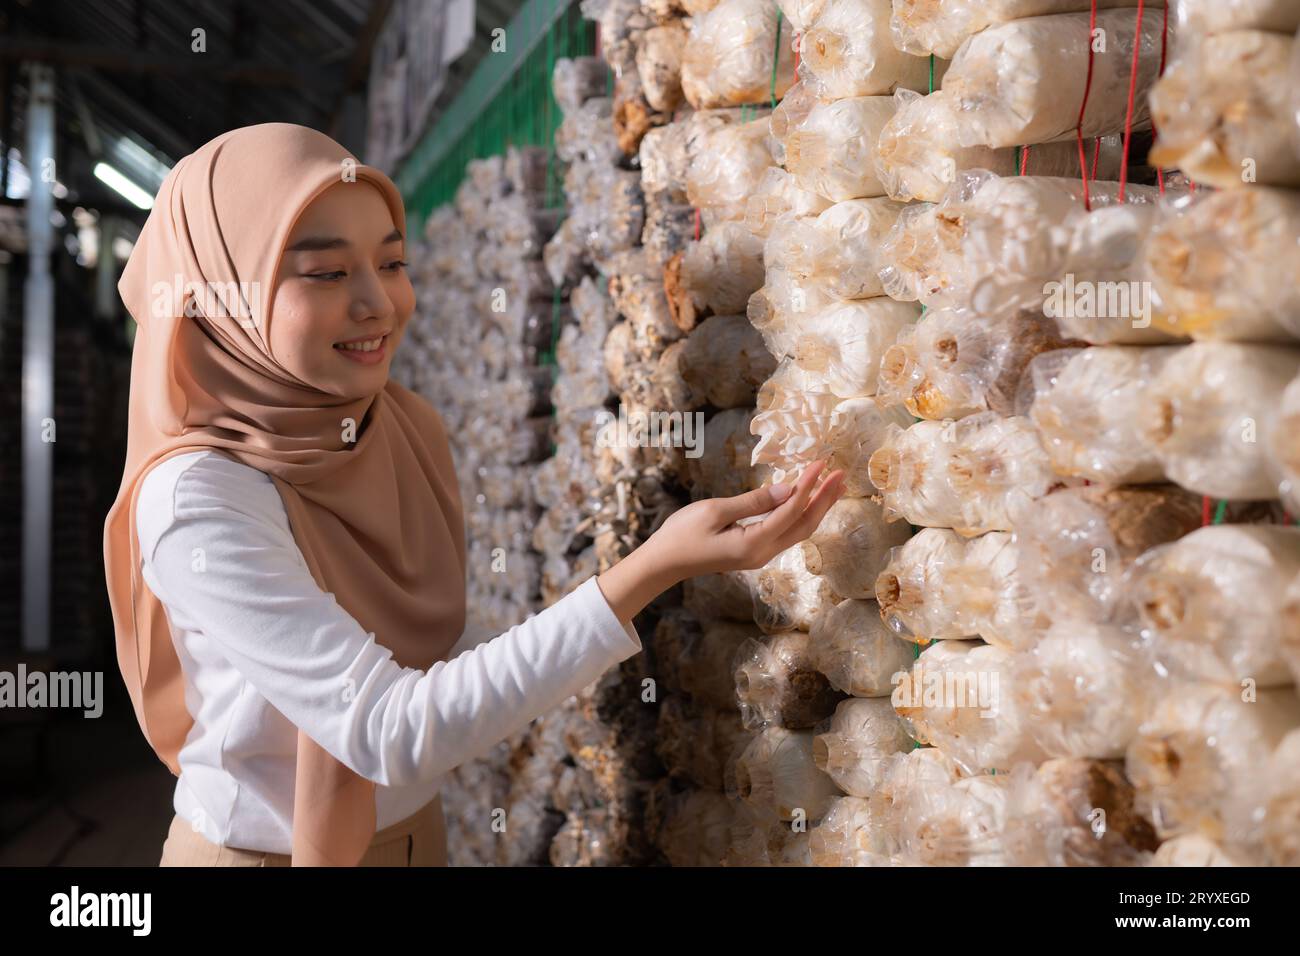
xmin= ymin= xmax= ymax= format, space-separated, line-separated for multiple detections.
xmin=1141 ymin=342 xmax=1300 ymax=499
xmin=893 ymin=765 xmax=1016 ymax=866
xmin=798 ymin=0 xmax=934 ymax=100
xmin=681 ymin=0 xmax=796 ymax=108
xmin=1173 ymin=0 xmax=1300 ymax=36
xmin=1149 ymin=30 xmax=1300 ymax=189
xmin=786 ymin=299 xmax=919 ymax=397
xmin=1011 ymin=484 xmax=1202 ymax=638
xmin=636 ymin=20 xmax=689 ymax=114
xmin=808 ymin=597 xmax=917 ymax=697
xmin=1274 ymin=372 xmax=1300 ymax=514
xmin=942 ymin=9 xmax=1167 ymax=148
xmin=743 ymin=166 xmax=834 ymax=237
xmin=752 ymin=543 xmax=843 ymax=632
xmin=1013 ymin=620 xmax=1157 ymax=760
xmin=1026 ymin=346 xmax=1177 ymax=484
xmin=782 ymin=95 xmax=897 ymax=201
xmin=554 ymin=97 xmax=622 ymax=165
xmin=682 ymin=569 xmax=758 ymax=622
xmin=730 ymin=725 xmax=844 ymax=822
xmin=875 ymin=528 xmax=974 ymax=642
xmin=752 ymin=376 xmax=913 ymax=496
xmin=875 ymin=88 xmax=1111 ymax=203
xmin=764 ymin=197 xmax=908 ymax=299
xmin=684 ymin=117 xmax=776 ymax=221
xmin=552 ymin=56 xmax=611 ymax=115
xmin=869 ymin=413 xmax=1061 ymax=535
xmin=808 ymin=796 xmax=893 ymax=865
xmin=1003 ymin=758 xmax=1158 ymax=866
xmin=652 ymin=786 xmax=737 ymax=866
xmin=1127 ymin=525 xmax=1300 ymax=688
xmin=678 ymin=618 xmax=765 ymax=710
xmin=675 ymin=313 xmax=777 ymax=408
xmin=879 ymin=171 xmax=1163 ymax=311
xmin=895 ymin=640 xmax=1047 ymax=774
xmin=734 ymin=630 xmax=847 ymax=729
xmin=868 ymin=419 xmax=964 ymax=527
xmin=890 ymin=0 xmax=1155 ymax=59
xmin=684 ymin=408 xmax=763 ymax=499
xmin=876 ymin=306 xmax=1075 ymax=421
xmin=681 ymin=221 xmax=766 ymax=315
xmin=813 ymin=697 xmax=913 ymax=796
xmin=776 ymin=0 xmax=828 ymax=33
xmin=1035 ymin=202 xmax=1182 ymax=345
xmin=1264 ymin=727 xmax=1300 ymax=866
xmin=1143 ymin=188 xmax=1300 ymax=342
xmin=1126 ymin=683 xmax=1300 ymax=863
xmin=801 ymin=496 xmax=913 ymax=599
xmin=940 ymin=531 xmax=1028 ymax=650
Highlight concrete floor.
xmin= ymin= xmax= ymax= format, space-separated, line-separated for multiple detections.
xmin=0 ymin=699 xmax=176 ymax=866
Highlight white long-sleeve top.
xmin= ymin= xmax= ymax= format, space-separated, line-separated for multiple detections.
xmin=136 ymin=449 xmax=643 ymax=854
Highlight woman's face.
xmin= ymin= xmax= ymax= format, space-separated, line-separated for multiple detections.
xmin=270 ymin=179 xmax=414 ymax=399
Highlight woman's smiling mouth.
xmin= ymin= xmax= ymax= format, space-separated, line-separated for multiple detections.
xmin=333 ymin=332 xmax=389 ymax=365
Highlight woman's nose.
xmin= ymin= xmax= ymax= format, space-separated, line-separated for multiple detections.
xmin=347 ymin=267 xmax=395 ymax=322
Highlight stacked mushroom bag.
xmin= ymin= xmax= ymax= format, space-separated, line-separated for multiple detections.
xmin=838 ymin=3 xmax=1196 ymax=865
xmin=696 ymin=0 xmax=932 ymax=866
xmin=626 ymin=0 xmax=799 ymax=866
xmin=1017 ymin=1 xmax=1300 ymax=866
xmin=539 ymin=25 xmax=688 ymax=866
xmin=393 ymin=152 xmax=566 ymax=864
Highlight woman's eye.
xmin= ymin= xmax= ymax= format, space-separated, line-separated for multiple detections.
xmin=384 ymin=259 xmax=409 ymax=272
xmin=304 ymin=270 xmax=346 ymax=281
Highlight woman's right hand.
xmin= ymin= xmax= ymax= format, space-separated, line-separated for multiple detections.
xmin=595 ymin=460 xmax=845 ymax=626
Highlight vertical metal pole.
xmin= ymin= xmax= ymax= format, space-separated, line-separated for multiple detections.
xmin=94 ymin=214 xmax=119 ymax=320
xmin=22 ymin=63 xmax=55 ymax=655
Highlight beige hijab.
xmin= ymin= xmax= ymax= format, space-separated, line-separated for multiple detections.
xmin=103 ymin=123 xmax=467 ymax=866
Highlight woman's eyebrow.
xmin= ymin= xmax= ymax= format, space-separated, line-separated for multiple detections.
xmin=286 ymin=229 xmax=403 ymax=252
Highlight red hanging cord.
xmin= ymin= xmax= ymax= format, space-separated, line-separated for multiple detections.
xmin=1074 ymin=0 xmax=1100 ymax=211
xmin=1116 ymin=0 xmax=1147 ymax=203
xmin=1019 ymin=144 xmax=1030 ymax=175
xmin=1154 ymin=1 xmax=1169 ymax=194
xmin=693 ymin=206 xmax=701 ymax=241
xmin=1091 ymin=137 xmax=1101 ymax=180
xmin=1201 ymin=495 xmax=1212 ymax=527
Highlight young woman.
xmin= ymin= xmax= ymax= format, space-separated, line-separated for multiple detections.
xmin=102 ymin=123 xmax=845 ymax=868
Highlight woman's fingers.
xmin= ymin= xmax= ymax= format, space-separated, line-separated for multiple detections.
xmin=736 ymin=461 xmax=831 ymax=549
xmin=707 ymin=481 xmax=796 ymax=527
xmin=772 ymin=469 xmax=845 ymax=552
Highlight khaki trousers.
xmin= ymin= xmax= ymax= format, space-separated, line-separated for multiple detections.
xmin=159 ymin=794 xmax=447 ymax=867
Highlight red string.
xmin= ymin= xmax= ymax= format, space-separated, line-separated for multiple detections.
xmin=1117 ymin=0 xmax=1146 ymax=203
xmin=693 ymin=206 xmax=701 ymax=241
xmin=1074 ymin=0 xmax=1100 ymax=211
xmin=1154 ymin=2 xmax=1169 ymax=194
xmin=1091 ymin=137 xmax=1100 ymax=180
xmin=1019 ymin=145 xmax=1030 ymax=175
xmin=1201 ymin=495 xmax=1212 ymax=527
xmin=793 ymin=33 xmax=801 ymax=73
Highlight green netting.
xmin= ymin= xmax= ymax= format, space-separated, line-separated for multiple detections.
xmin=396 ymin=0 xmax=595 ymax=233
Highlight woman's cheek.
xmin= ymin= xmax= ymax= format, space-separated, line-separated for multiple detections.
xmin=270 ymin=290 xmax=331 ymax=381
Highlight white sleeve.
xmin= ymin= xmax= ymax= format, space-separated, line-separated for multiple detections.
xmin=139 ymin=460 xmax=642 ymax=790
